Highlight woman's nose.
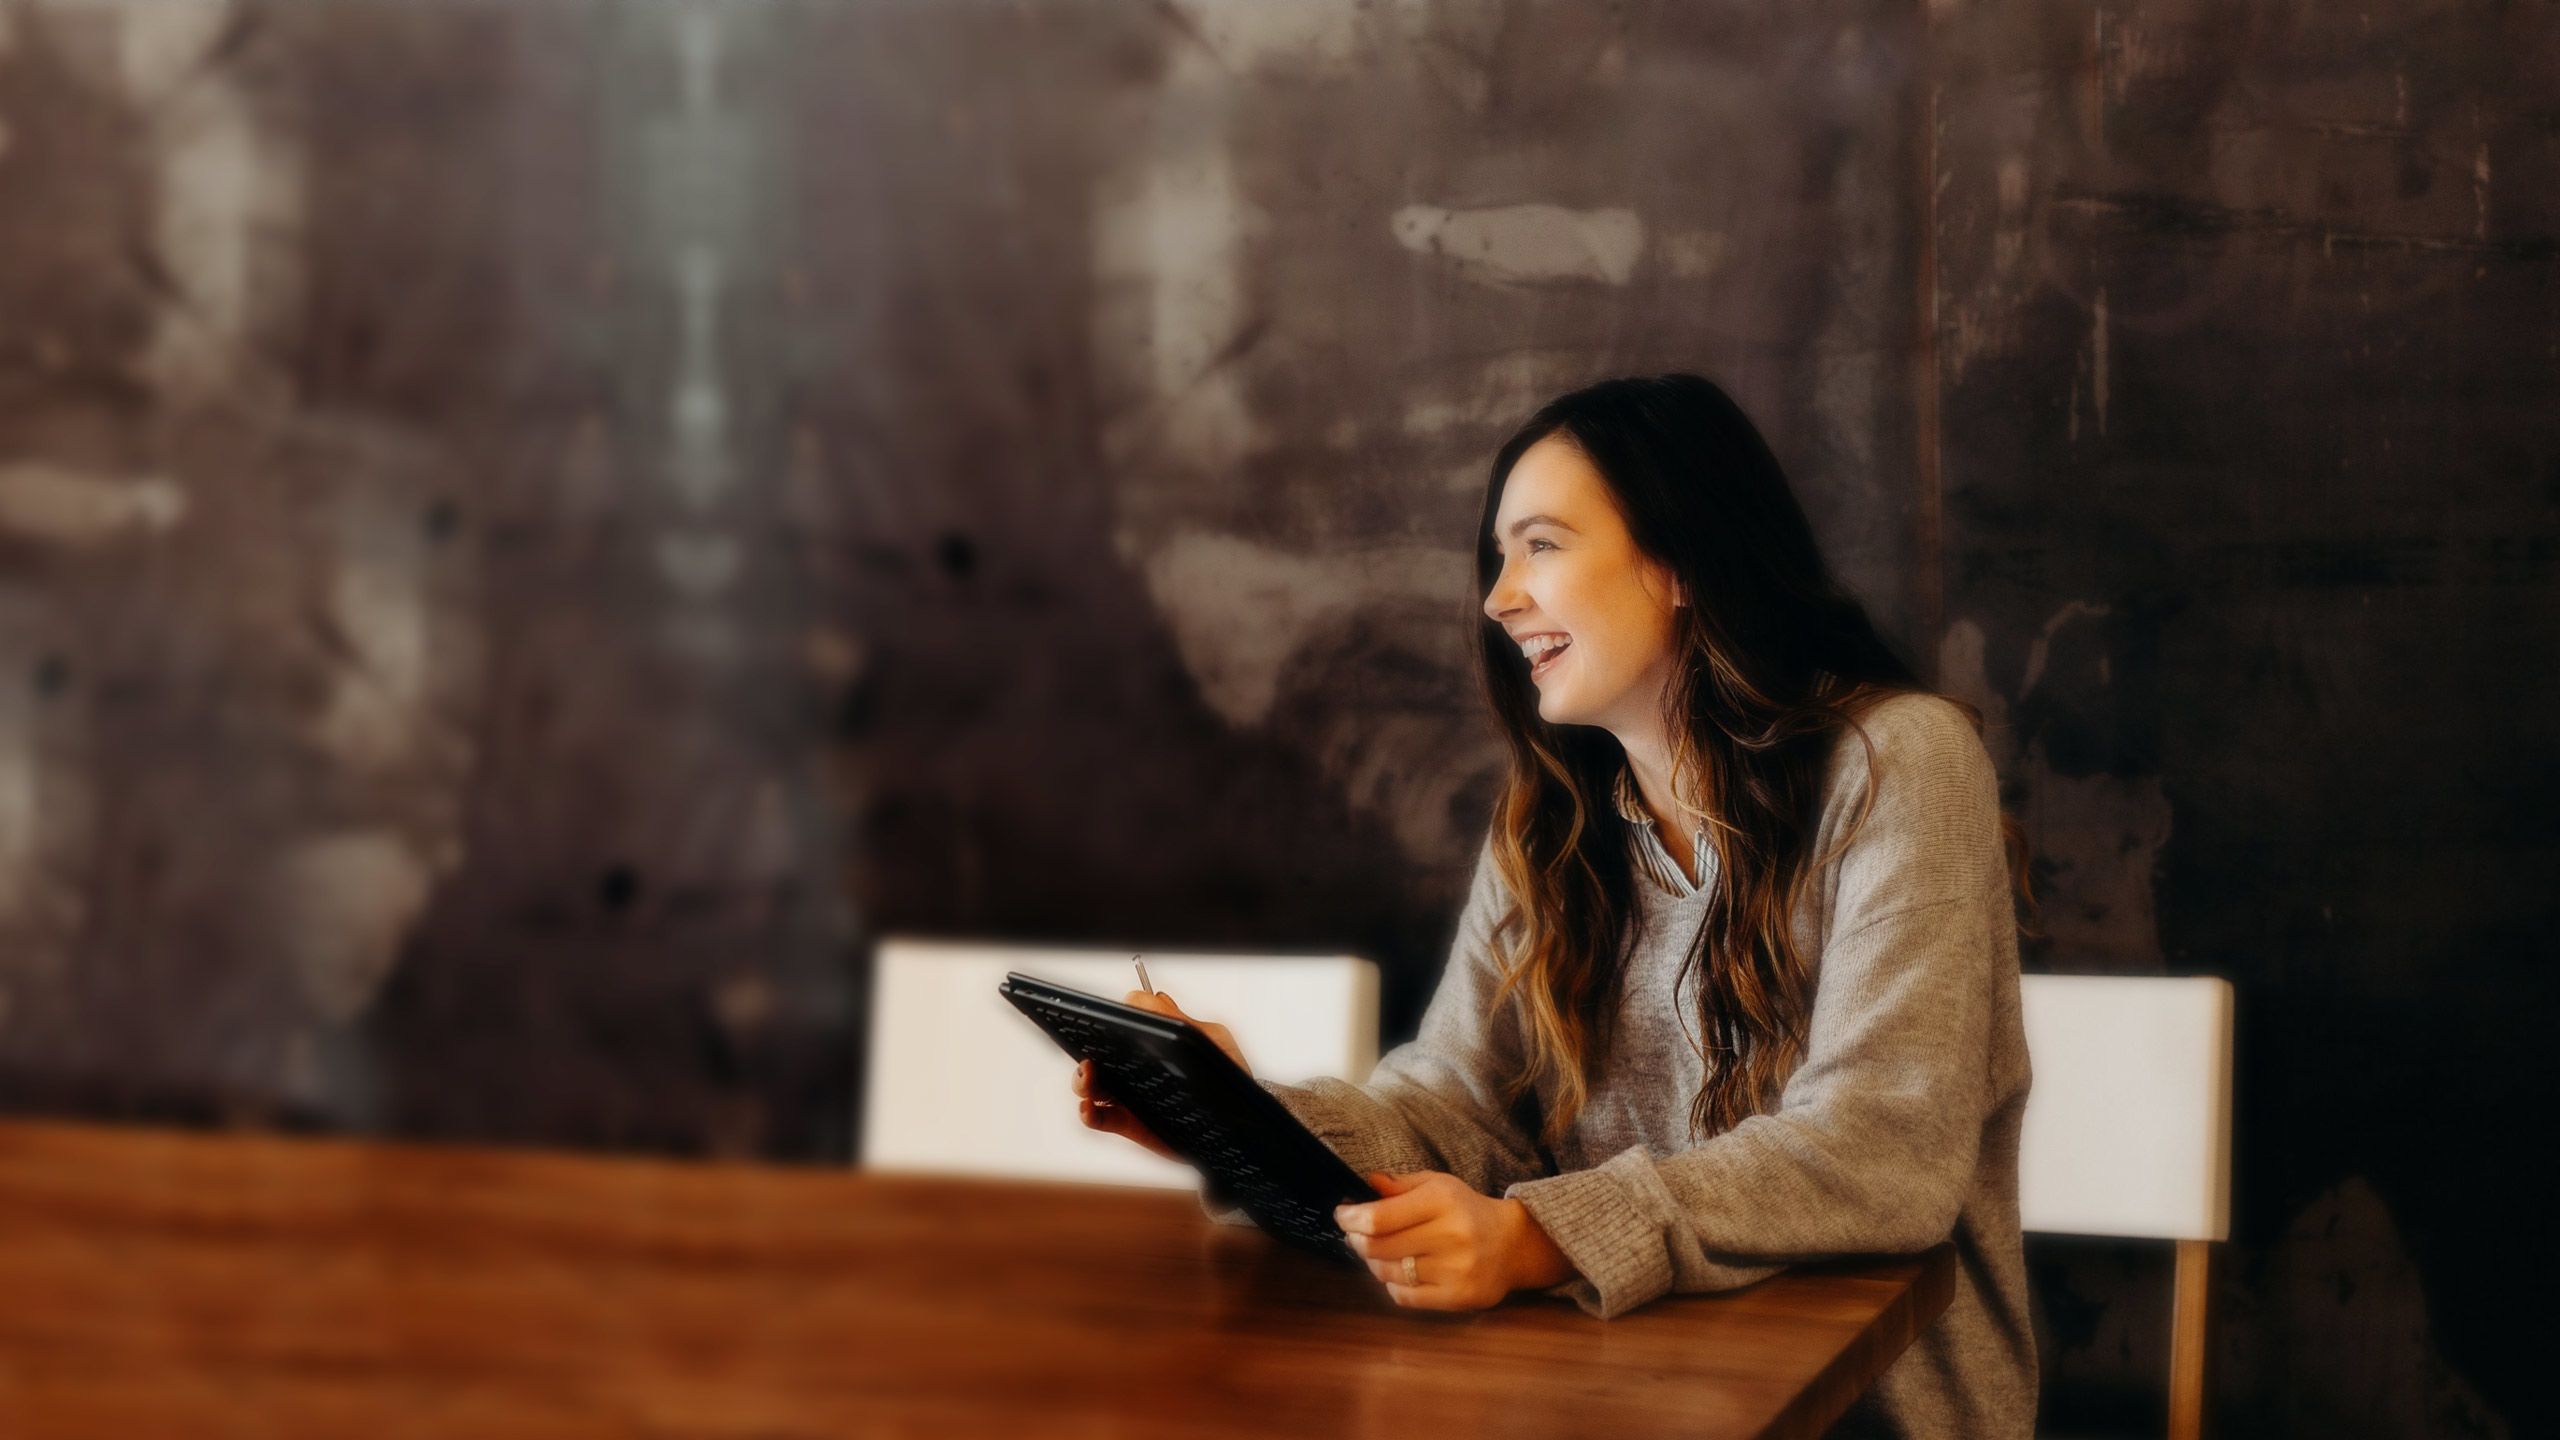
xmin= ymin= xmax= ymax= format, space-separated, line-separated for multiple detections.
xmin=1482 ymin=563 xmax=1526 ymax=622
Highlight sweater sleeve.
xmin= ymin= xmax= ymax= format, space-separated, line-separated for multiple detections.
xmin=1502 ymin=699 xmax=2011 ymax=1318
xmin=1200 ymin=834 xmax=1550 ymax=1226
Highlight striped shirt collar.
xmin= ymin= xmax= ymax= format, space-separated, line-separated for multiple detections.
xmin=1613 ymin=763 xmax=1714 ymax=897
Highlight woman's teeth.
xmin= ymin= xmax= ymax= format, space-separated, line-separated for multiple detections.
xmin=1521 ymin=635 xmax=1572 ymax=674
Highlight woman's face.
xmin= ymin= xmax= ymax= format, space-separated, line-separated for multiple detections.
xmin=1481 ymin=435 xmax=1686 ymax=735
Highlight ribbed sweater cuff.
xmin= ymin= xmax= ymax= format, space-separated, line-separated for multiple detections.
xmin=1275 ymin=1076 xmax=1439 ymax=1179
xmin=1505 ymin=1153 xmax=1674 ymax=1319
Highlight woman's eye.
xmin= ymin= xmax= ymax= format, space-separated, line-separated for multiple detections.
xmin=1527 ymin=538 xmax=1556 ymax=553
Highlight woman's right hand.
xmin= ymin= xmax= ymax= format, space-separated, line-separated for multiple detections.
xmin=1072 ymin=989 xmax=1251 ymax=1163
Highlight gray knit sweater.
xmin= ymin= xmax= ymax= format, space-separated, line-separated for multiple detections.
xmin=1202 ymin=693 xmax=2037 ymax=1440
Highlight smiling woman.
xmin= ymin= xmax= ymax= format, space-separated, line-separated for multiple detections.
xmin=1088 ymin=374 xmax=2044 ymax=1440
xmin=1481 ymin=443 xmax=1694 ymax=853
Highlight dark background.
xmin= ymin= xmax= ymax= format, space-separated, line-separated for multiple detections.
xmin=0 ymin=3 xmax=2549 ymax=1435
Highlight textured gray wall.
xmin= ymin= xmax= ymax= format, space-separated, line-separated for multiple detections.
xmin=1931 ymin=4 xmax=2553 ymax=1435
xmin=0 ymin=3 xmax=2549 ymax=1436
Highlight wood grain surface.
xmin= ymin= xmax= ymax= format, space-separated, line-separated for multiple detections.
xmin=0 ymin=1119 xmax=1954 ymax=1439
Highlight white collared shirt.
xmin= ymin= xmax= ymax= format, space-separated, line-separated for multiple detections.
xmin=1612 ymin=764 xmax=1716 ymax=897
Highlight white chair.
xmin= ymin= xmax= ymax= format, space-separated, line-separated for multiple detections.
xmin=2018 ymin=973 xmax=2236 ymax=1440
xmin=858 ymin=937 xmax=1380 ymax=1189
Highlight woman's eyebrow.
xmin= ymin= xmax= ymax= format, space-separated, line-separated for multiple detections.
xmin=1497 ymin=514 xmax=1580 ymax=541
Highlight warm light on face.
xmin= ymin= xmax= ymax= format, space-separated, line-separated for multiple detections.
xmin=1480 ymin=436 xmax=1685 ymax=737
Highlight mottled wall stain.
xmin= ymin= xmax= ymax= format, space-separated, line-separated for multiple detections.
xmin=1388 ymin=203 xmax=1647 ymax=287
xmin=2237 ymin=1178 xmax=2515 ymax=1440
xmin=0 ymin=0 xmax=847 ymax=1150
xmin=1 ymin=1 xmax=2550 ymax=1436
xmin=1934 ymin=1 xmax=2554 ymax=1435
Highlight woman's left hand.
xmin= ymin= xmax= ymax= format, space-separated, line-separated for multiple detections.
xmin=1334 ymin=1171 xmax=1575 ymax=1311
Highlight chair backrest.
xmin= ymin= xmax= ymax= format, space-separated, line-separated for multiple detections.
xmin=2016 ymin=973 xmax=2234 ymax=1242
xmin=858 ymin=937 xmax=1379 ymax=1188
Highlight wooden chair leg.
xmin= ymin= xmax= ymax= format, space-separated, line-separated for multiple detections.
xmin=2168 ymin=1238 xmax=2212 ymax=1440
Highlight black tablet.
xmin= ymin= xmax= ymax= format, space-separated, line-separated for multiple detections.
xmin=999 ymin=971 xmax=1379 ymax=1263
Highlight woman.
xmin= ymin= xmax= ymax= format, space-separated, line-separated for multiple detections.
xmin=1075 ymin=373 xmax=2040 ymax=1440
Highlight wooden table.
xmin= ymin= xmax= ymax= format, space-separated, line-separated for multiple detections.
xmin=0 ymin=1119 xmax=1954 ymax=1438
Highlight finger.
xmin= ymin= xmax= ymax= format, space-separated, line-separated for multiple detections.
xmin=1337 ymin=1177 xmax=1446 ymax=1237
xmin=1123 ymin=989 xmax=1181 ymax=1018
xmin=1085 ymin=1101 xmax=1156 ymax=1149
xmin=1365 ymin=1254 xmax=1425 ymax=1288
xmin=1347 ymin=1221 xmax=1443 ymax=1264
xmin=1384 ymin=1280 xmax=1457 ymax=1311
xmin=1075 ymin=1061 xmax=1122 ymax=1105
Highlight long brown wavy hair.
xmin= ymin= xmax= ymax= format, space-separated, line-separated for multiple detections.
xmin=1472 ymin=374 xmax=2038 ymax=1151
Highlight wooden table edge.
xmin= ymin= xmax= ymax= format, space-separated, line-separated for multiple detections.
xmin=1752 ymin=1243 xmax=1959 ymax=1440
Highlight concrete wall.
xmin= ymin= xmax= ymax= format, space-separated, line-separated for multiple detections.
xmin=0 ymin=2 xmax=2548 ymax=1434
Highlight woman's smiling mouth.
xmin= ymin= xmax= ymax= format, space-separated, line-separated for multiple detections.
xmin=1519 ymin=632 xmax=1573 ymax=679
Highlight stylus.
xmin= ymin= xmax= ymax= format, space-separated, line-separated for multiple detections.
xmin=1133 ymin=956 xmax=1155 ymax=994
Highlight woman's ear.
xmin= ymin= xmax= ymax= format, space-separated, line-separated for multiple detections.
xmin=1645 ymin=558 xmax=1687 ymax=610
